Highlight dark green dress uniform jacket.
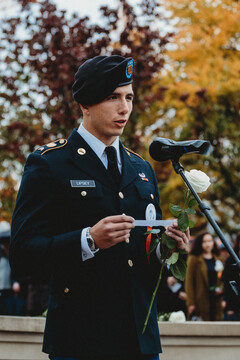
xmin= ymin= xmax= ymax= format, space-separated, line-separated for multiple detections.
xmin=10 ymin=129 xmax=163 ymax=358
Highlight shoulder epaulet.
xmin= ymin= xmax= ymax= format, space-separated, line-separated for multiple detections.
xmin=124 ymin=146 xmax=145 ymax=160
xmin=35 ymin=139 xmax=68 ymax=155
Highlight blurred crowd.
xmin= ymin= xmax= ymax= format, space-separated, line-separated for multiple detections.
xmin=0 ymin=221 xmax=239 ymax=320
xmin=157 ymin=231 xmax=240 ymax=321
xmin=0 ymin=223 xmax=49 ymax=317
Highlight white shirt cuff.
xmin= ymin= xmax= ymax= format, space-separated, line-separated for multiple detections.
xmin=156 ymin=243 xmax=161 ymax=261
xmin=81 ymin=227 xmax=96 ymax=261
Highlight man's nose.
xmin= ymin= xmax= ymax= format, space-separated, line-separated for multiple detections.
xmin=118 ymin=99 xmax=129 ymax=114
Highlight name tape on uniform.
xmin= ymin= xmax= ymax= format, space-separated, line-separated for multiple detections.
xmin=134 ymin=219 xmax=175 ymax=227
xmin=70 ymin=180 xmax=96 ymax=188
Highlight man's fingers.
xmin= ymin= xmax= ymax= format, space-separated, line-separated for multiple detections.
xmin=91 ymin=214 xmax=135 ymax=249
xmin=185 ymin=227 xmax=190 ymax=238
xmin=167 ymin=227 xmax=187 ymax=239
xmin=104 ymin=222 xmax=134 ymax=233
xmin=166 ymin=225 xmax=190 ymax=249
xmin=114 ymin=232 xmax=131 ymax=243
xmin=104 ymin=215 xmax=134 ymax=224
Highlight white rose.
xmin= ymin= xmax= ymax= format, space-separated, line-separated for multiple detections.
xmin=215 ymin=259 xmax=224 ymax=272
xmin=169 ymin=310 xmax=186 ymax=323
xmin=184 ymin=169 xmax=211 ymax=193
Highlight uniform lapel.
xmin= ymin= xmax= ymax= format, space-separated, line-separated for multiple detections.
xmin=119 ymin=143 xmax=141 ymax=190
xmin=68 ymin=129 xmax=116 ymax=189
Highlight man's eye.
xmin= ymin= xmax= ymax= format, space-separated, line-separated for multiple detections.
xmin=127 ymin=96 xmax=133 ymax=101
xmin=107 ymin=95 xmax=117 ymax=100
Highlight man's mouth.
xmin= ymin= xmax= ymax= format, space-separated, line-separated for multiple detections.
xmin=114 ymin=119 xmax=127 ymax=126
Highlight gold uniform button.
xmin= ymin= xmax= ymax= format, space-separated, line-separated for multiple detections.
xmin=77 ymin=148 xmax=86 ymax=155
xmin=125 ymin=238 xmax=130 ymax=244
xmin=150 ymin=194 xmax=154 ymax=199
xmin=128 ymin=259 xmax=133 ymax=267
xmin=64 ymin=287 xmax=69 ymax=294
xmin=81 ymin=191 xmax=87 ymax=197
xmin=47 ymin=142 xmax=57 ymax=148
xmin=119 ymin=192 xmax=124 ymax=199
xmin=59 ymin=139 xmax=65 ymax=144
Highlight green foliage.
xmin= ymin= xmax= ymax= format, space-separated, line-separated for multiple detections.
xmin=145 ymin=229 xmax=160 ymax=235
xmin=170 ymin=257 xmax=187 ymax=282
xmin=158 ymin=312 xmax=172 ymax=321
xmin=188 ymin=198 xmax=197 ymax=208
xmin=161 ymin=232 xmax=177 ymax=250
xmin=149 ymin=237 xmax=159 ymax=255
xmin=167 ymin=251 xmax=179 ymax=266
xmin=178 ymin=211 xmax=189 ymax=232
xmin=168 ymin=204 xmax=182 ymax=217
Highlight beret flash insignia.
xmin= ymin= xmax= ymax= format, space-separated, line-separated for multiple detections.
xmin=126 ymin=59 xmax=134 ymax=79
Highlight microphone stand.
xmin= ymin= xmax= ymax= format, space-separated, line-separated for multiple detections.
xmin=171 ymin=159 xmax=240 ymax=271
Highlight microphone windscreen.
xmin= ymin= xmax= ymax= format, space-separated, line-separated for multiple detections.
xmin=149 ymin=138 xmax=211 ymax=162
xmin=149 ymin=140 xmax=169 ymax=161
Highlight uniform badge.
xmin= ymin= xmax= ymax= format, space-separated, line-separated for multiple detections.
xmin=139 ymin=173 xmax=149 ymax=182
xmin=70 ymin=180 xmax=96 ymax=188
xmin=145 ymin=203 xmax=156 ymax=220
xmin=126 ymin=59 xmax=134 ymax=79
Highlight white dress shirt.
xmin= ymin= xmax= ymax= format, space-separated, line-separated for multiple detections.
xmin=77 ymin=123 xmax=122 ymax=261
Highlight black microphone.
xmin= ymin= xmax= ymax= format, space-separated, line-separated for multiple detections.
xmin=149 ymin=137 xmax=211 ymax=162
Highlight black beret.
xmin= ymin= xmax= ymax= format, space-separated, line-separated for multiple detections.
xmin=72 ymin=55 xmax=134 ymax=105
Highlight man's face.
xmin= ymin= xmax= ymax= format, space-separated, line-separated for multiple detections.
xmin=82 ymin=84 xmax=134 ymax=145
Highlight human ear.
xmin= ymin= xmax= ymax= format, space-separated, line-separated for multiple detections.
xmin=80 ymin=104 xmax=89 ymax=115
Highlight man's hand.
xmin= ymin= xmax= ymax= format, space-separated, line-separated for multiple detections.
xmin=90 ymin=214 xmax=135 ymax=249
xmin=12 ymin=281 xmax=21 ymax=293
xmin=166 ymin=221 xmax=190 ymax=250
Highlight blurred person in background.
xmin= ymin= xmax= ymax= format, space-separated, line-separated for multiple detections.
xmin=216 ymin=238 xmax=230 ymax=265
xmin=0 ymin=228 xmax=26 ymax=315
xmin=185 ymin=231 xmax=224 ymax=321
xmin=25 ymin=278 xmax=49 ymax=316
xmin=222 ymin=232 xmax=240 ymax=321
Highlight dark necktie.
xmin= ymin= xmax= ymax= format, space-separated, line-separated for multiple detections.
xmin=105 ymin=146 xmax=121 ymax=186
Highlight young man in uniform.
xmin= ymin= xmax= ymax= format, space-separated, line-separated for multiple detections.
xmin=10 ymin=55 xmax=189 ymax=360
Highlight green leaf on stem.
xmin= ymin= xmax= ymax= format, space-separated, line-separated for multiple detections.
xmin=169 ymin=203 xmax=182 ymax=217
xmin=178 ymin=211 xmax=189 ymax=232
xmin=178 ymin=248 xmax=188 ymax=255
xmin=160 ymin=246 xmax=170 ymax=260
xmin=183 ymin=189 xmax=189 ymax=201
xmin=144 ymin=229 xmax=160 ymax=235
xmin=188 ymin=198 xmax=197 ymax=208
xmin=185 ymin=208 xmax=196 ymax=215
xmin=149 ymin=238 xmax=159 ymax=254
xmin=188 ymin=220 xmax=195 ymax=228
xmin=167 ymin=252 xmax=179 ymax=265
xmin=170 ymin=257 xmax=187 ymax=281
xmin=161 ymin=232 xmax=177 ymax=249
